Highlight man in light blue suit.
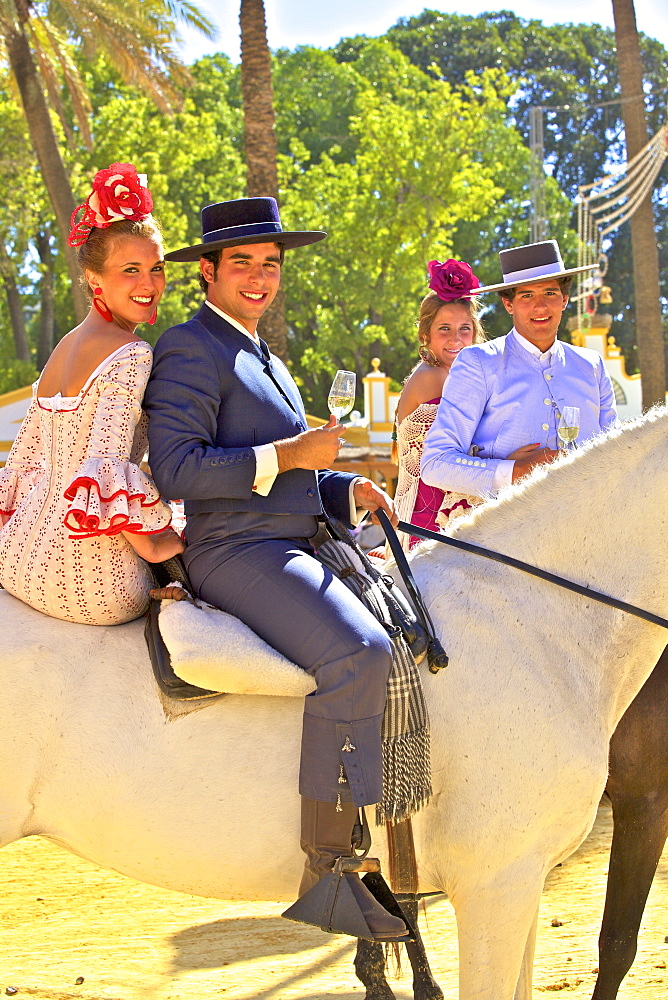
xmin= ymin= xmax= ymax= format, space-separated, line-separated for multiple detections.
xmin=421 ymin=240 xmax=619 ymax=497
xmin=144 ymin=198 xmax=407 ymax=941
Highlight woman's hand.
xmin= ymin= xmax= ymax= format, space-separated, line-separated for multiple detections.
xmin=122 ymin=526 xmax=185 ymax=563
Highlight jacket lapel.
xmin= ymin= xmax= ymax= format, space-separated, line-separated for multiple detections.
xmin=195 ymin=303 xmax=306 ymax=426
xmin=258 ymin=338 xmax=306 ymax=420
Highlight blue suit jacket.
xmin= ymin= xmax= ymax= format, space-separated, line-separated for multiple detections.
xmin=421 ymin=330 xmax=620 ymax=496
xmin=144 ymin=304 xmax=355 ymax=523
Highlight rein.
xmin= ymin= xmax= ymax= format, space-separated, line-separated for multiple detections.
xmin=376 ymin=511 xmax=668 ymax=633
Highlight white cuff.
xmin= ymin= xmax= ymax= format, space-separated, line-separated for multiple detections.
xmin=252 ymin=444 xmax=279 ymax=496
xmin=349 ymin=477 xmax=366 ymax=525
xmin=492 ymin=459 xmax=515 ymax=492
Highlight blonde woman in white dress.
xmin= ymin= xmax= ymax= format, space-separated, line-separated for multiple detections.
xmin=392 ymin=259 xmax=486 ymax=551
xmin=0 ymin=163 xmax=183 ymax=624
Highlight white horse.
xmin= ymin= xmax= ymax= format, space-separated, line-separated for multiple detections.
xmin=1 ymin=407 xmax=667 ymax=1000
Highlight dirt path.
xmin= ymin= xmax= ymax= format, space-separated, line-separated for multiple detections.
xmin=0 ymin=799 xmax=666 ymax=999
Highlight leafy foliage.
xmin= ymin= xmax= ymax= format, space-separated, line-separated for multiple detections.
xmin=0 ymin=360 xmax=39 ymax=393
xmin=380 ymin=10 xmax=668 ymax=367
xmin=278 ymin=43 xmax=546 ymax=410
xmin=2 ymin=9 xmax=666 ymax=412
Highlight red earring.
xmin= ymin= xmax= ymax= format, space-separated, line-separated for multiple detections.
xmin=92 ymin=286 xmax=113 ymax=323
xmin=148 ymin=308 xmax=158 ymax=326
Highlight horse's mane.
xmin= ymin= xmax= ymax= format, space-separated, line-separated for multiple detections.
xmin=421 ymin=405 xmax=668 ymax=556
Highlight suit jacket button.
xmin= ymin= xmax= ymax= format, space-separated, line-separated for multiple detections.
xmin=307 ymin=487 xmax=316 ymax=498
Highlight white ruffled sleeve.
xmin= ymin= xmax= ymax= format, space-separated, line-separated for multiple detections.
xmin=0 ymin=392 xmax=45 ymax=527
xmin=63 ymin=343 xmax=173 ymax=539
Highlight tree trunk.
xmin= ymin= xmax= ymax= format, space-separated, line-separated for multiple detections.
xmin=0 ymin=244 xmax=30 ymax=362
xmin=240 ymin=0 xmax=279 ymax=198
xmin=239 ymin=0 xmax=289 ymax=361
xmin=6 ymin=15 xmax=88 ymax=324
xmin=612 ymin=0 xmax=666 ymax=408
xmin=36 ymin=228 xmax=56 ymax=368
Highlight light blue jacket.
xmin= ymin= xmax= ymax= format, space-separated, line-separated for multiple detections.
xmin=421 ymin=330 xmax=619 ymax=497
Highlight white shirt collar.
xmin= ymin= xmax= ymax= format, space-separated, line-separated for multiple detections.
xmin=511 ymin=326 xmax=559 ymax=362
xmin=205 ymin=300 xmax=259 ymax=343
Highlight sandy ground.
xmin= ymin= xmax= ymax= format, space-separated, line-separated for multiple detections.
xmin=0 ymin=799 xmax=666 ymax=1000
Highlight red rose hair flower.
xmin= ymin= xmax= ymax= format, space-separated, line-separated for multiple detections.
xmin=68 ymin=163 xmax=154 ymax=247
xmin=427 ymin=259 xmax=480 ymax=301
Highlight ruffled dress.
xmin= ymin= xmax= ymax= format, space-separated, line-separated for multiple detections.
xmin=0 ymin=341 xmax=172 ymax=624
xmin=394 ymin=399 xmax=478 ymax=551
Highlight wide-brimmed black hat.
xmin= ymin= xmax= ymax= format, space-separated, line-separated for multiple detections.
xmin=470 ymin=240 xmax=595 ymax=294
xmin=164 ymin=197 xmax=326 ymax=262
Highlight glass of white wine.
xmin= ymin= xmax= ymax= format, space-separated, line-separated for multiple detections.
xmin=328 ymin=370 xmax=356 ymax=420
xmin=558 ymin=406 xmax=580 ymax=452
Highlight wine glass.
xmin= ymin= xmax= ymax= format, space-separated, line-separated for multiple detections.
xmin=558 ymin=406 xmax=580 ymax=452
xmin=328 ymin=370 xmax=356 ymax=420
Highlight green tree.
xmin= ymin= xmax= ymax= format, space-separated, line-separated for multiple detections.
xmin=0 ymin=78 xmax=45 ymax=364
xmin=378 ymin=9 xmax=668 ymax=379
xmin=277 ymin=45 xmax=549 ymax=413
xmin=0 ymin=0 xmax=215 ymax=321
xmin=273 ymin=45 xmax=360 ymax=165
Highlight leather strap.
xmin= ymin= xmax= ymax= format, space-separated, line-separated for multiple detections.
xmin=376 ymin=510 xmax=449 ymax=672
xmin=400 ymin=520 xmax=668 ymax=632
xmin=377 ymin=510 xmax=436 ymax=636
xmin=386 ymin=818 xmax=418 ymax=896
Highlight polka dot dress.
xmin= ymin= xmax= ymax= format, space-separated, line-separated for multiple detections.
xmin=0 ymin=342 xmax=172 ymax=624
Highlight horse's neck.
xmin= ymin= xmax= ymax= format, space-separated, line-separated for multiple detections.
xmin=432 ymin=409 xmax=668 ymax=730
xmin=454 ymin=410 xmax=667 ymax=603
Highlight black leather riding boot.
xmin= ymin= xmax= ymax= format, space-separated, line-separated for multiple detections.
xmin=297 ymin=796 xmax=408 ymax=939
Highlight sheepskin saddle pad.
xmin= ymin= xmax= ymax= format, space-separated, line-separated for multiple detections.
xmin=157 ymin=598 xmax=315 ymax=698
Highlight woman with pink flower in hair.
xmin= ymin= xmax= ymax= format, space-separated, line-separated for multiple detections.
xmin=392 ymin=259 xmax=486 ymax=550
xmin=0 ymin=163 xmax=183 ymax=625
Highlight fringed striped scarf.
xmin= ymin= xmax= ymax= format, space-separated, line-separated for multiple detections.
xmin=316 ymin=536 xmax=432 ymax=825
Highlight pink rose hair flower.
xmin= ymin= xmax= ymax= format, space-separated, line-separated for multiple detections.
xmin=68 ymin=163 xmax=154 ymax=247
xmin=427 ymin=259 xmax=480 ymax=301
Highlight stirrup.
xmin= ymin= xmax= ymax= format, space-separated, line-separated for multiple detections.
xmin=281 ymin=808 xmax=413 ymax=942
xmin=281 ymin=857 xmax=414 ymax=942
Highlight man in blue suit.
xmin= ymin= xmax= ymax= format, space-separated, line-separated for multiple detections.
xmin=144 ymin=197 xmax=406 ymax=940
xmin=421 ymin=240 xmax=619 ymax=496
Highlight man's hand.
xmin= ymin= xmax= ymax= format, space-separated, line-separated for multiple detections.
xmin=353 ymin=479 xmax=398 ymax=526
xmin=275 ymin=415 xmax=344 ymax=472
xmin=510 ymin=443 xmax=559 ymax=483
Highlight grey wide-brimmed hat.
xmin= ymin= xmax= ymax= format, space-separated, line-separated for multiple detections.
xmin=164 ymin=197 xmax=326 ymax=262
xmin=470 ymin=240 xmax=595 ymax=294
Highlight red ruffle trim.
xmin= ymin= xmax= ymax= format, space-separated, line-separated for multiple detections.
xmin=67 ymin=518 xmax=173 ymax=540
xmin=63 ymin=477 xmax=161 ymax=507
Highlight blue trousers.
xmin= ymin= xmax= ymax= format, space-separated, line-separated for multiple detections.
xmin=183 ymin=512 xmax=393 ymax=805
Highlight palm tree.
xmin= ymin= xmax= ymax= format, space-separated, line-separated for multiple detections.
xmin=0 ymin=242 xmax=30 ymax=361
xmin=239 ymin=0 xmax=289 ymax=360
xmin=612 ymin=0 xmax=666 ymax=408
xmin=0 ymin=0 xmax=215 ymax=321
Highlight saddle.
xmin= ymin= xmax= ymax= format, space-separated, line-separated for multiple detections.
xmin=145 ymin=517 xmax=443 ymax=702
xmin=145 ymin=555 xmax=222 ymax=701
